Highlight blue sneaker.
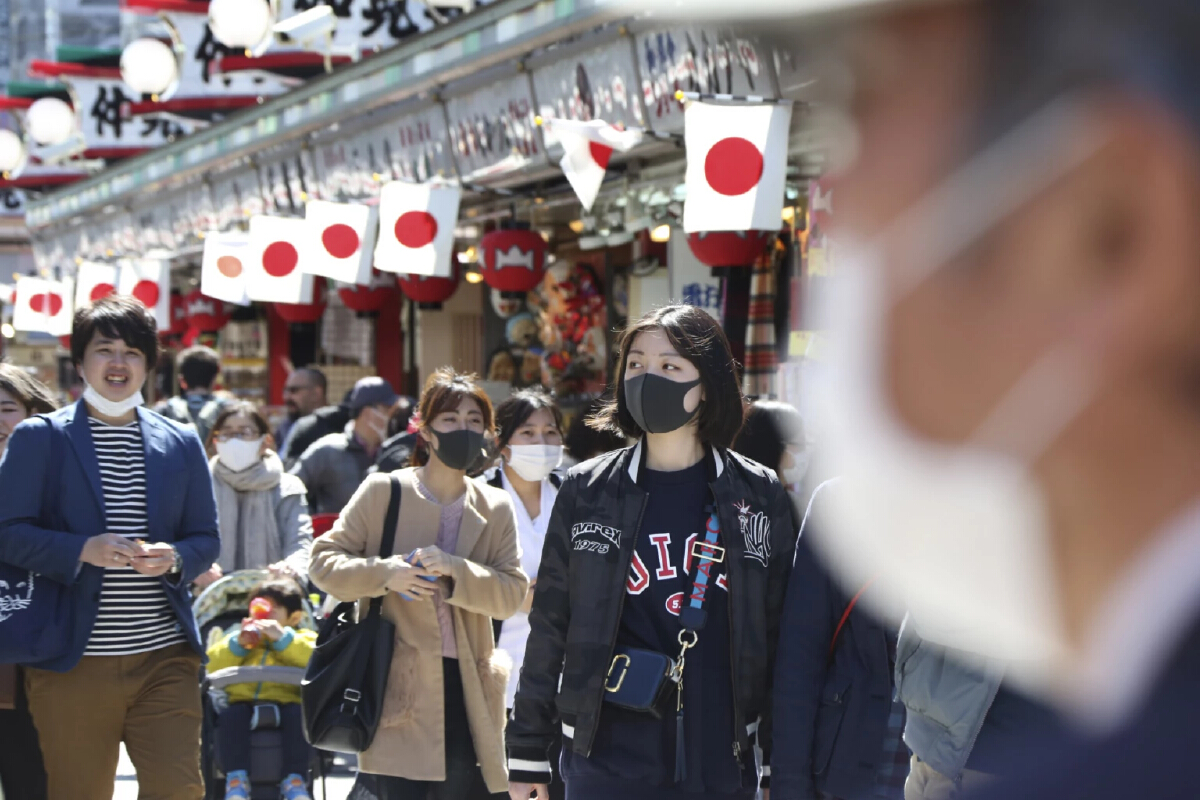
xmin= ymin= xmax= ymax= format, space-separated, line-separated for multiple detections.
xmin=280 ymin=774 xmax=312 ymax=800
xmin=224 ymin=770 xmax=250 ymax=800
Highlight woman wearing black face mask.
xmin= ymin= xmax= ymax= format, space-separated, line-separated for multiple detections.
xmin=310 ymin=368 xmax=529 ymax=800
xmin=506 ymin=305 xmax=796 ymax=800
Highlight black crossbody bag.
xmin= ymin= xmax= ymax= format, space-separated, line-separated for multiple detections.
xmin=301 ymin=476 xmax=401 ymax=753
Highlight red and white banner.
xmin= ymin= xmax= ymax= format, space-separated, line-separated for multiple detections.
xmin=246 ymin=216 xmax=315 ymax=304
xmin=374 ymin=181 xmax=460 ymax=278
xmin=200 ymin=231 xmax=253 ymax=306
xmin=13 ymin=276 xmax=73 ymax=335
xmin=303 ymin=200 xmax=379 ymax=285
xmin=118 ymin=258 xmax=171 ymax=329
xmin=682 ymin=101 xmax=792 ymax=233
xmin=74 ymin=261 xmax=118 ymax=310
xmin=544 ymin=118 xmax=643 ymax=212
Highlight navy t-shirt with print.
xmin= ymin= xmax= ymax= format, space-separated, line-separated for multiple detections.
xmin=560 ymin=460 xmax=754 ymax=798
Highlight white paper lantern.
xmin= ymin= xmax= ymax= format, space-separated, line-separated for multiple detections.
xmin=24 ymin=98 xmax=76 ymax=147
xmin=0 ymin=130 xmax=26 ymax=174
xmin=120 ymin=38 xmax=179 ymax=99
xmin=209 ymin=0 xmax=274 ymax=51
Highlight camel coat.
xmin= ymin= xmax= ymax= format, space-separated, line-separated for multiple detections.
xmin=308 ymin=469 xmax=529 ymax=791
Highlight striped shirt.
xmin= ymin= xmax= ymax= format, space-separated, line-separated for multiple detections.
xmin=84 ymin=416 xmax=186 ymax=656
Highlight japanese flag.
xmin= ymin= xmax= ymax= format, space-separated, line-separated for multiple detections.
xmin=544 ymin=118 xmax=644 ymax=212
xmin=302 ymin=200 xmax=379 ymax=286
xmin=201 ymin=231 xmax=252 ymax=306
xmin=0 ymin=284 xmax=13 ymax=304
xmin=74 ymin=261 xmax=119 ymax=309
xmin=374 ymin=181 xmax=460 ymax=278
xmin=682 ymin=101 xmax=792 ymax=233
xmin=118 ymin=258 xmax=171 ymax=329
xmin=13 ymin=276 xmax=73 ymax=336
xmin=246 ymin=216 xmax=315 ymax=304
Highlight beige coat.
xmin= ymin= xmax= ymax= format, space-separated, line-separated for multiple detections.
xmin=309 ymin=469 xmax=529 ymax=791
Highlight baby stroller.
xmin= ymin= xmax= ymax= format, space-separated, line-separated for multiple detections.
xmin=194 ymin=569 xmax=321 ymax=800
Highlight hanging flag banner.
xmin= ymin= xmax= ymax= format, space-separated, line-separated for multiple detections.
xmin=682 ymin=100 xmax=791 ymax=233
xmin=246 ymin=216 xmax=315 ymax=304
xmin=542 ymin=118 xmax=644 ymax=211
xmin=303 ymin=200 xmax=379 ymax=286
xmin=13 ymin=276 xmax=74 ymax=335
xmin=118 ymin=258 xmax=171 ymax=329
xmin=74 ymin=261 xmax=119 ymax=309
xmin=200 ymin=231 xmax=253 ymax=306
xmin=374 ymin=181 xmax=460 ymax=278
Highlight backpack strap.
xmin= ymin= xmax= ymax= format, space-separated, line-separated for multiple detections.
xmin=828 ymin=575 xmax=878 ymax=660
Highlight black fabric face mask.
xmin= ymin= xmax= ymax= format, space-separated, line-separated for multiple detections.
xmin=625 ymin=373 xmax=701 ymax=434
xmin=430 ymin=429 xmax=487 ymax=471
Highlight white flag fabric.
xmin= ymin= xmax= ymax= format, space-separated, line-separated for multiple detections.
xmin=246 ymin=216 xmax=315 ymax=304
xmin=374 ymin=182 xmax=460 ymax=278
xmin=0 ymin=284 xmax=13 ymax=304
xmin=200 ymin=231 xmax=252 ymax=306
xmin=74 ymin=261 xmax=119 ymax=309
xmin=13 ymin=276 xmax=73 ymax=335
xmin=303 ymin=200 xmax=379 ymax=285
xmin=118 ymin=258 xmax=171 ymax=329
xmin=682 ymin=101 xmax=792 ymax=233
xmin=544 ymin=118 xmax=644 ymax=212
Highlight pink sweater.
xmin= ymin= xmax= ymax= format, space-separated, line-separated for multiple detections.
xmin=418 ymin=478 xmax=464 ymax=659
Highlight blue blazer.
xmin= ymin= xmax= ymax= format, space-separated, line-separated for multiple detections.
xmin=0 ymin=400 xmax=220 ymax=671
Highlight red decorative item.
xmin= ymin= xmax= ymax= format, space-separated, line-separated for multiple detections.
xmin=338 ymin=273 xmax=396 ymax=314
xmin=398 ymin=264 xmax=460 ymax=309
xmin=249 ymin=597 xmax=274 ymax=620
xmin=479 ymin=226 xmax=547 ymax=295
xmin=686 ymin=230 xmax=774 ymax=268
xmin=184 ymin=289 xmax=230 ymax=332
xmin=58 ymin=335 xmax=71 ymax=349
xmin=274 ymin=277 xmax=327 ymax=324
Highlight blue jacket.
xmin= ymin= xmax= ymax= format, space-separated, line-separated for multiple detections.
xmin=0 ymin=401 xmax=220 ymax=671
xmin=772 ymin=489 xmax=900 ymax=800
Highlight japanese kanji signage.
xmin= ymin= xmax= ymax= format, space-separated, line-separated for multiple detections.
xmin=532 ymin=40 xmax=645 ymax=138
xmin=444 ymin=73 xmax=545 ymax=181
xmin=669 ymin=232 xmax=722 ymax=320
xmin=386 ymin=104 xmax=453 ymax=183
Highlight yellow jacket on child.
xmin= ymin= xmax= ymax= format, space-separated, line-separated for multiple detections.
xmin=206 ymin=627 xmax=317 ymax=705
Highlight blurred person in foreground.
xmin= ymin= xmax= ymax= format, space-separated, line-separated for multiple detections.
xmin=276 ymin=368 xmax=329 ymax=454
xmin=697 ymin=0 xmax=1200 ymax=797
xmin=733 ymin=400 xmax=810 ymax=520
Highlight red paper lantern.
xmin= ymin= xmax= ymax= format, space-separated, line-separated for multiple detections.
xmin=479 ymin=226 xmax=547 ymax=294
xmin=274 ymin=277 xmax=327 ymax=324
xmin=398 ymin=264 xmax=460 ymax=309
xmin=338 ymin=272 xmax=396 ymax=314
xmin=184 ymin=289 xmax=230 ymax=333
xmin=686 ymin=230 xmax=774 ymax=268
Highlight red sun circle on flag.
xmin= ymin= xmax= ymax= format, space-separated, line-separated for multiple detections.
xmin=216 ymin=256 xmax=243 ymax=278
xmin=322 ymin=224 xmax=360 ymax=259
xmin=263 ymin=241 xmax=300 ymax=277
xmin=704 ymin=137 xmax=764 ymax=197
xmin=589 ymin=141 xmax=613 ymax=170
xmin=132 ymin=280 xmax=160 ymax=308
xmin=89 ymin=283 xmax=115 ymax=303
xmin=394 ymin=211 xmax=438 ymax=249
xmin=30 ymin=293 xmax=63 ymax=316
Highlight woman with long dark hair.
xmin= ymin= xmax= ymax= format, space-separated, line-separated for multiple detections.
xmin=506 ymin=305 xmax=795 ymax=800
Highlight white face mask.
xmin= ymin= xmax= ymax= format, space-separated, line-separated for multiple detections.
xmin=506 ymin=444 xmax=563 ymax=483
xmin=781 ymin=447 xmax=810 ymax=486
xmin=215 ymin=437 xmax=265 ymax=472
xmin=805 ymin=97 xmax=1110 ymax=690
xmin=82 ymin=381 xmax=144 ymax=418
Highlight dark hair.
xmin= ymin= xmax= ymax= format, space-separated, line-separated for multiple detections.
xmin=387 ymin=396 xmax=416 ymax=439
xmin=0 ymin=363 xmax=57 ymax=415
xmin=206 ymin=400 xmax=270 ymax=453
xmin=177 ymin=345 xmax=221 ymax=391
xmin=296 ymin=367 xmax=327 ymax=395
xmin=590 ymin=305 xmax=745 ymax=448
xmin=565 ymin=397 xmax=627 ymax=463
xmin=410 ymin=368 xmax=496 ymax=467
xmin=732 ymin=400 xmax=804 ymax=474
xmin=71 ymin=295 xmax=159 ymax=371
xmin=494 ymin=388 xmax=564 ymax=451
xmin=250 ymin=578 xmax=305 ymax=616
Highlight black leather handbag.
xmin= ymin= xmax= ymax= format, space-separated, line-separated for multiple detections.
xmin=602 ymin=646 xmax=679 ymax=718
xmin=301 ymin=476 xmax=401 ymax=753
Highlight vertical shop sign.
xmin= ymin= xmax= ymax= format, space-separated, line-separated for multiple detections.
xmin=444 ymin=73 xmax=545 ymax=181
xmin=668 ymin=234 xmax=722 ymax=320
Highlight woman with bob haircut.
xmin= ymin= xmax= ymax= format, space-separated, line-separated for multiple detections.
xmin=506 ymin=304 xmax=796 ymax=800
xmin=309 ymin=367 xmax=528 ymax=800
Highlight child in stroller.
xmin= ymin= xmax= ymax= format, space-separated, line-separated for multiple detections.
xmin=205 ymin=577 xmax=317 ymax=800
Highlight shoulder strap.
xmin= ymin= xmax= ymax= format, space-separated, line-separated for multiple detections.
xmin=678 ymin=503 xmax=723 ymax=634
xmin=367 ymin=476 xmax=402 ymax=616
xmin=828 ymin=576 xmax=877 ymax=660
xmin=548 ymin=472 xmax=563 ymax=489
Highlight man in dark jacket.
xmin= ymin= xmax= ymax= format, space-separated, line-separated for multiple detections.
xmin=280 ymin=391 xmax=351 ymax=470
xmin=276 ymin=367 xmax=328 ymax=451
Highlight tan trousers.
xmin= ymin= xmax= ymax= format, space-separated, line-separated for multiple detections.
xmin=25 ymin=643 xmax=204 ymax=800
xmin=905 ymin=756 xmax=993 ymax=800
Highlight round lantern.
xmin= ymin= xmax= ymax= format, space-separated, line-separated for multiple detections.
xmin=398 ymin=265 xmax=460 ymax=310
xmin=338 ymin=273 xmax=396 ymax=315
xmin=120 ymin=38 xmax=181 ymax=100
xmin=25 ymin=98 xmax=76 ymax=147
xmin=209 ymin=0 xmax=274 ymax=51
xmin=274 ymin=277 xmax=327 ymax=324
xmin=685 ymin=230 xmax=774 ymax=268
xmin=0 ymin=129 xmax=27 ymax=176
xmin=479 ymin=225 xmax=547 ymax=296
xmin=184 ymin=289 xmax=230 ymax=333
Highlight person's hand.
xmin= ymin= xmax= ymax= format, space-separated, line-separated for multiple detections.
xmin=384 ymin=560 xmax=437 ymax=600
xmin=508 ymin=782 xmax=549 ymax=800
xmin=520 ymin=579 xmax=537 ymax=614
xmin=193 ymin=564 xmax=223 ymax=589
xmin=254 ymin=619 xmax=286 ymax=642
xmin=410 ymin=545 xmax=453 ymax=577
xmin=268 ymin=560 xmax=299 ymax=581
xmin=131 ymin=542 xmax=176 ymax=577
xmin=237 ymin=624 xmax=261 ymax=650
xmin=80 ymin=534 xmax=144 ymax=568
xmin=761 ymin=789 xmax=769 ymax=800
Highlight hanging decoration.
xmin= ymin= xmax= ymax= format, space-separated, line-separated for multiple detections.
xmin=246 ymin=215 xmax=315 ymax=304
xmin=161 ymin=291 xmax=188 ymax=340
xmin=397 ymin=263 xmax=460 ymax=309
xmin=686 ymin=230 xmax=774 ymax=268
xmin=183 ymin=288 xmax=229 ymax=332
xmin=540 ymin=117 xmax=644 ymax=211
xmin=12 ymin=275 xmax=73 ymax=335
xmin=479 ymin=224 xmax=547 ymax=295
xmin=338 ymin=271 xmax=396 ymax=314
xmin=274 ymin=276 xmax=327 ymax=324
xmin=74 ymin=261 xmax=119 ymax=309
xmin=118 ymin=258 xmax=171 ymax=329
xmin=374 ymin=181 xmax=461 ymax=278
xmin=200 ymin=230 xmax=252 ymax=305
xmin=304 ymin=200 xmax=379 ymax=286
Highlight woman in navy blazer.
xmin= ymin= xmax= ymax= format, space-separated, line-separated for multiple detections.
xmin=0 ymin=296 xmax=220 ymax=800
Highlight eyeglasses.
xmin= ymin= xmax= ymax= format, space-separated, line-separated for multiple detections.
xmin=283 ymin=385 xmax=315 ymax=395
xmin=214 ymin=428 xmax=262 ymax=443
